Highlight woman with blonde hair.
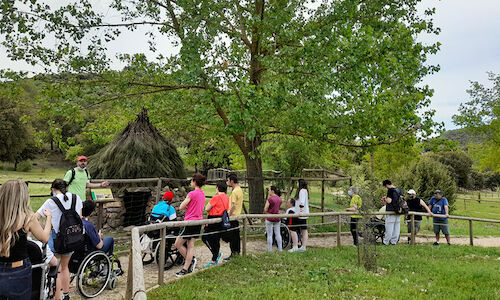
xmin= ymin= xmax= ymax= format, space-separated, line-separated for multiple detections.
xmin=0 ymin=180 xmax=52 ymax=299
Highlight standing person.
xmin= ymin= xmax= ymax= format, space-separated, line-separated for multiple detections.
xmin=346 ymin=186 xmax=362 ymax=246
xmin=428 ymin=190 xmax=451 ymax=246
xmin=63 ymin=155 xmax=110 ymax=201
xmin=405 ymin=189 xmax=432 ymax=244
xmin=0 ymin=180 xmax=53 ymax=300
xmin=286 ymin=199 xmax=300 ymax=252
xmin=37 ymin=179 xmax=83 ymax=300
xmin=295 ymin=179 xmax=309 ymax=251
xmin=222 ymin=173 xmax=243 ymax=261
xmin=382 ymin=179 xmax=403 ymax=245
xmin=264 ymin=186 xmax=283 ymax=253
xmin=202 ymin=181 xmax=229 ymax=267
xmin=174 ymin=174 xmax=206 ymax=277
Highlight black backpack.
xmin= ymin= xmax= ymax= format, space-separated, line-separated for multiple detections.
xmin=395 ymin=188 xmax=409 ymax=215
xmin=67 ymin=168 xmax=89 ymax=185
xmin=52 ymin=194 xmax=85 ymax=253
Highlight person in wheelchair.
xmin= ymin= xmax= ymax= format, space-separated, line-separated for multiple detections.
xmin=151 ymin=191 xmax=177 ymax=222
xmin=81 ymin=201 xmax=115 ymax=256
xmin=285 ymin=198 xmax=301 ymax=252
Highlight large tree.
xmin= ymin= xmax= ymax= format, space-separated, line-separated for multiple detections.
xmin=1 ymin=0 xmax=439 ymax=212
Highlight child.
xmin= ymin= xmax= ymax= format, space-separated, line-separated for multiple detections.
xmin=286 ymin=199 xmax=300 ymax=252
xmin=151 ymin=191 xmax=177 ymax=221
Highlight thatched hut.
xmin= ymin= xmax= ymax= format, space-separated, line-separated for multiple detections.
xmin=88 ymin=108 xmax=188 ymax=228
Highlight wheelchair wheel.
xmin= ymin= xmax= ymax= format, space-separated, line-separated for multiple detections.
xmin=373 ymin=224 xmax=385 ymax=242
xmin=279 ymin=223 xmax=291 ymax=249
xmin=154 ymin=238 xmax=182 ymax=270
xmin=76 ymin=251 xmax=111 ymax=298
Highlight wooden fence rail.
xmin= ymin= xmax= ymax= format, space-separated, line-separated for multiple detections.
xmin=126 ymin=211 xmax=500 ymax=299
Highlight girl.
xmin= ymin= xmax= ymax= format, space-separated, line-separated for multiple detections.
xmin=264 ymin=186 xmax=283 ymax=252
xmin=37 ymin=179 xmax=82 ymax=300
xmin=0 ymin=180 xmax=52 ymax=300
xmin=294 ymin=179 xmax=309 ymax=251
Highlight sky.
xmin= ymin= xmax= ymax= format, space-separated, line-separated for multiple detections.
xmin=1 ymin=0 xmax=500 ymax=130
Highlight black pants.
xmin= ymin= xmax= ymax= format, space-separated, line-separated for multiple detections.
xmin=222 ymin=220 xmax=240 ymax=255
xmin=202 ymin=216 xmax=222 ymax=262
xmin=350 ymin=217 xmax=359 ymax=246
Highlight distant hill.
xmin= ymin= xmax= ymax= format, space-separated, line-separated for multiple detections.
xmin=440 ymin=129 xmax=488 ymax=147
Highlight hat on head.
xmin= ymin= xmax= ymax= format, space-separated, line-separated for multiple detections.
xmin=163 ymin=191 xmax=174 ymax=201
xmin=77 ymin=155 xmax=88 ymax=161
xmin=434 ymin=190 xmax=443 ymax=195
xmin=407 ymin=189 xmax=416 ymax=195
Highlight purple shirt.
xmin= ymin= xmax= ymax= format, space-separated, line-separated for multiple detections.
xmin=185 ymin=189 xmax=205 ymax=221
xmin=266 ymin=195 xmax=282 ymax=222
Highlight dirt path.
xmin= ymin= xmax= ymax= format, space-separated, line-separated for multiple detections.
xmin=70 ymin=235 xmax=500 ymax=299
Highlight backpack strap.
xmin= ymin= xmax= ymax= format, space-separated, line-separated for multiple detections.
xmin=70 ymin=194 xmax=77 ymax=211
xmin=68 ymin=168 xmax=76 ymax=185
xmin=52 ymin=196 xmax=67 ymax=213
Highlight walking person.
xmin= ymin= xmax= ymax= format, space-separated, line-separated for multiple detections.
xmin=202 ymin=181 xmax=229 ymax=267
xmin=174 ymin=174 xmax=206 ymax=277
xmin=294 ymin=179 xmax=309 ymax=251
xmin=37 ymin=179 xmax=83 ymax=300
xmin=428 ymin=190 xmax=451 ymax=246
xmin=405 ymin=189 xmax=432 ymax=244
xmin=382 ymin=180 xmax=403 ymax=245
xmin=264 ymin=186 xmax=283 ymax=253
xmin=64 ymin=155 xmax=110 ymax=201
xmin=346 ymin=186 xmax=362 ymax=246
xmin=0 ymin=180 xmax=53 ymax=300
xmin=222 ymin=174 xmax=243 ymax=261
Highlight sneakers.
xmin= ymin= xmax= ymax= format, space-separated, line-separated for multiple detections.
xmin=297 ymin=246 xmax=306 ymax=252
xmin=223 ymin=254 xmax=233 ymax=262
xmin=175 ymin=269 xmax=190 ymax=277
xmin=447 ymin=242 xmax=451 ymax=245
xmin=288 ymin=246 xmax=299 ymax=253
xmin=204 ymin=261 xmax=216 ymax=268
xmin=407 ymin=237 xmax=411 ymax=244
xmin=433 ymin=242 xmax=440 ymax=246
xmin=189 ymin=257 xmax=197 ymax=272
xmin=62 ymin=294 xmax=70 ymax=300
xmin=215 ymin=252 xmax=223 ymax=264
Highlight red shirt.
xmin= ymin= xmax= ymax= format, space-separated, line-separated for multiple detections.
xmin=208 ymin=193 xmax=230 ymax=216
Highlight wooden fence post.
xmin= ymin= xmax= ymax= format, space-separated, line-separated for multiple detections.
xmin=410 ymin=214 xmax=416 ymax=245
xmin=321 ymin=170 xmax=325 ymax=224
xmin=156 ymin=178 xmax=162 ymax=204
xmin=158 ymin=227 xmax=166 ymax=285
xmin=242 ymin=218 xmax=247 ymax=256
xmin=469 ymin=220 xmax=473 ymax=246
xmin=337 ymin=214 xmax=341 ymax=248
xmin=97 ymin=202 xmax=104 ymax=231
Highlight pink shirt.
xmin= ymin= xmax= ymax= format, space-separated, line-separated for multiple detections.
xmin=184 ymin=189 xmax=205 ymax=221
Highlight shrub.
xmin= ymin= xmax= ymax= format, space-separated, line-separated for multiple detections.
xmin=65 ymin=145 xmax=84 ymax=162
xmin=428 ymin=151 xmax=473 ymax=188
xmin=17 ymin=160 xmax=33 ymax=172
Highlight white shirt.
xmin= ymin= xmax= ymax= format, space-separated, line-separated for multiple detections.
xmin=37 ymin=192 xmax=83 ymax=233
xmin=295 ymin=189 xmax=310 ymax=219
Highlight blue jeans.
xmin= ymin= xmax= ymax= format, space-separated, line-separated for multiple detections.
xmin=0 ymin=258 xmax=32 ymax=300
xmin=101 ymin=237 xmax=114 ymax=256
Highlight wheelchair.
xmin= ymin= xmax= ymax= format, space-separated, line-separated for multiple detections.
xmin=360 ymin=217 xmax=386 ymax=243
xmin=140 ymin=214 xmax=184 ymax=270
xmin=265 ymin=219 xmax=292 ymax=249
xmin=28 ymin=241 xmax=58 ymax=300
xmin=68 ymin=236 xmax=123 ymax=298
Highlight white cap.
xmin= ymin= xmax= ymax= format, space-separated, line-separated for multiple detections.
xmin=407 ymin=189 xmax=416 ymax=195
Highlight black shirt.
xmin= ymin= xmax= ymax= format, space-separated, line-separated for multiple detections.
xmin=386 ymin=187 xmax=402 ymax=212
xmin=0 ymin=229 xmax=28 ymax=262
xmin=407 ymin=197 xmax=425 ymax=220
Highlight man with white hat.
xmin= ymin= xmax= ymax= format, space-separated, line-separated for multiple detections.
xmin=406 ymin=189 xmax=432 ymax=244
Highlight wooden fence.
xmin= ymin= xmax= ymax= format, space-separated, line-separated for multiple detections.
xmin=125 ymin=210 xmax=500 ymax=299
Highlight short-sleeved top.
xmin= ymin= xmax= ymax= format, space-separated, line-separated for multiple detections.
xmin=82 ymin=219 xmax=100 ymax=250
xmin=295 ymin=189 xmax=310 ymax=219
xmin=208 ymin=193 xmax=230 ymax=216
xmin=407 ymin=197 xmax=425 ymax=220
xmin=428 ymin=197 xmax=449 ymax=215
xmin=64 ymin=168 xmax=91 ymax=201
xmin=229 ymin=186 xmax=244 ymax=216
xmin=37 ymin=192 xmax=83 ymax=233
xmin=385 ymin=187 xmax=402 ymax=212
xmin=184 ymin=189 xmax=205 ymax=221
xmin=285 ymin=208 xmax=297 ymax=226
xmin=151 ymin=202 xmax=177 ymax=220
xmin=349 ymin=195 xmax=362 ymax=218
xmin=376 ymin=205 xmax=386 ymax=220
xmin=266 ymin=195 xmax=282 ymax=222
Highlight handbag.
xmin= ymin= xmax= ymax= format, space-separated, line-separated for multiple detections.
xmin=219 ymin=195 xmax=231 ymax=229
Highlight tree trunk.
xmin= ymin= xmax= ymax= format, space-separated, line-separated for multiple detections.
xmin=14 ymin=159 xmax=19 ymax=171
xmin=245 ymin=154 xmax=265 ymax=214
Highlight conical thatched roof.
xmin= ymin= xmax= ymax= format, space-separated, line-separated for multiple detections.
xmin=88 ymin=108 xmax=186 ymax=180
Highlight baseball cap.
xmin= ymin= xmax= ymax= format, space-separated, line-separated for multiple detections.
xmin=434 ymin=190 xmax=443 ymax=195
xmin=163 ymin=191 xmax=174 ymax=201
xmin=407 ymin=189 xmax=416 ymax=195
xmin=77 ymin=155 xmax=88 ymax=161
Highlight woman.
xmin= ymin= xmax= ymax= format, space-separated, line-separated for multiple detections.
xmin=294 ymin=179 xmax=309 ymax=251
xmin=346 ymin=186 xmax=362 ymax=246
xmin=37 ymin=179 xmax=82 ymax=300
xmin=0 ymin=180 xmax=52 ymax=299
xmin=264 ymin=186 xmax=283 ymax=252
xmin=174 ymin=173 xmax=206 ymax=277
xmin=202 ymin=181 xmax=229 ymax=267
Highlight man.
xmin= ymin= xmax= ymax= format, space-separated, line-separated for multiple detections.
xmin=81 ymin=200 xmax=115 ymax=256
xmin=428 ymin=190 xmax=451 ymax=245
xmin=64 ymin=156 xmax=109 ymax=201
xmin=405 ymin=189 xmax=432 ymax=244
xmin=345 ymin=186 xmax=362 ymax=246
xmin=222 ymin=173 xmax=243 ymax=261
xmin=382 ymin=179 xmax=403 ymax=245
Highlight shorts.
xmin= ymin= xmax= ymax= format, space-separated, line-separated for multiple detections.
xmin=433 ymin=218 xmax=450 ymax=235
xmin=178 ymin=225 xmax=202 ymax=240
xmin=48 ymin=230 xmax=73 ymax=256
xmin=406 ymin=220 xmax=422 ymax=234
xmin=287 ymin=218 xmax=300 ymax=233
xmin=295 ymin=218 xmax=308 ymax=231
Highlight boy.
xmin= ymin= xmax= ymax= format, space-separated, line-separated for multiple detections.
xmin=286 ymin=199 xmax=300 ymax=252
xmin=81 ymin=201 xmax=115 ymax=256
xmin=151 ymin=191 xmax=177 ymax=221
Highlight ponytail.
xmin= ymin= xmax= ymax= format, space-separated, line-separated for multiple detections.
xmin=270 ymin=186 xmax=281 ymax=197
xmin=51 ymin=179 xmax=69 ymax=201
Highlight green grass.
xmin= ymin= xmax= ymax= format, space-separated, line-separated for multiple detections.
xmin=148 ymin=245 xmax=500 ymax=299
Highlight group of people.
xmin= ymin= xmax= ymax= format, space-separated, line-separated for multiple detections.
xmin=0 ymin=155 xmax=114 ymax=300
xmin=346 ymin=179 xmax=451 ymax=246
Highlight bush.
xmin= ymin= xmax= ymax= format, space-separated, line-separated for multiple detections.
xmin=17 ymin=160 xmax=33 ymax=172
xmin=65 ymin=145 xmax=84 ymax=162
xmin=428 ymin=151 xmax=473 ymax=188
xmin=397 ymin=155 xmax=457 ymax=211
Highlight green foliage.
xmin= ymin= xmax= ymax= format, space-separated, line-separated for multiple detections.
xmin=363 ymin=142 xmax=420 ymax=179
xmin=65 ymin=145 xmax=84 ymax=162
xmin=397 ymin=155 xmax=457 ymax=210
xmin=17 ymin=160 xmax=33 ymax=172
xmin=428 ymin=151 xmax=473 ymax=188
